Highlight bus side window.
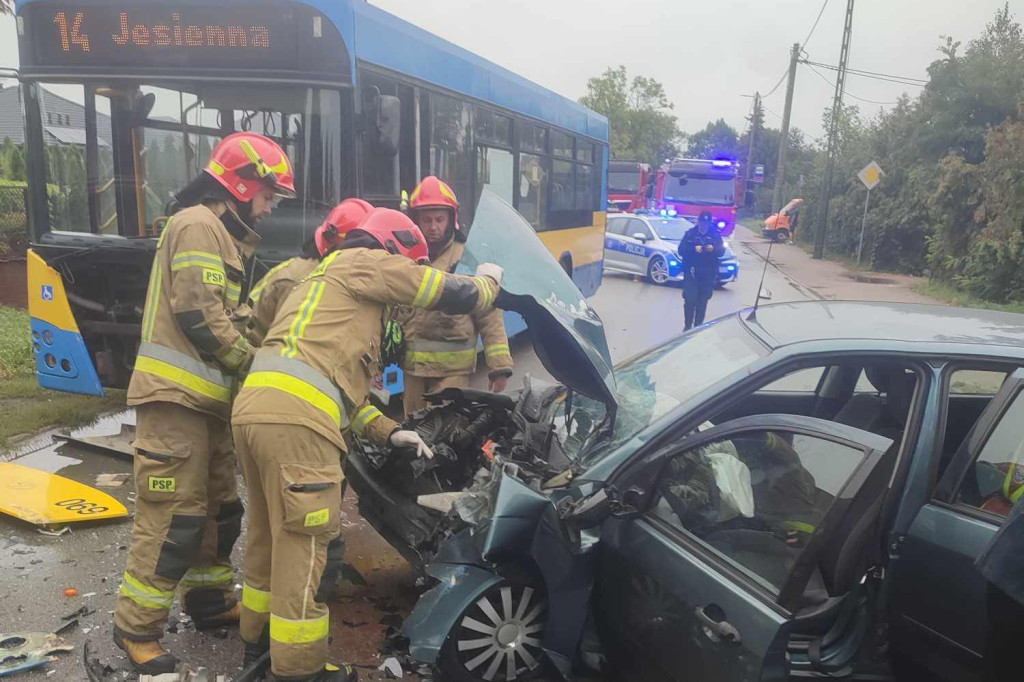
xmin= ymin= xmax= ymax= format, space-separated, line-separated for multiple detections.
xmin=429 ymin=94 xmax=473 ymax=225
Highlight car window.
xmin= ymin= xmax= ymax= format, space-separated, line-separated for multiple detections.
xmin=649 ymin=429 xmax=868 ymax=594
xmin=855 ymin=370 xmax=878 ymax=393
xmin=628 ymin=219 xmax=649 ymax=239
xmin=954 ymin=387 xmax=1024 ymax=518
xmin=950 ymin=370 xmax=1006 ymax=395
xmin=606 ymin=218 xmax=627 ymax=236
xmin=762 ymin=367 xmax=825 ymax=393
xmin=938 ymin=368 xmax=1013 ymax=483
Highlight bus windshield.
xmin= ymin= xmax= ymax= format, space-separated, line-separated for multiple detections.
xmin=662 ymin=175 xmax=735 ymax=206
xmin=31 ymin=81 xmax=351 ymax=252
xmin=608 ymin=171 xmax=641 ymax=193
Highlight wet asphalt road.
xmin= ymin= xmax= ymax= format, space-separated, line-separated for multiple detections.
xmin=0 ymin=228 xmax=810 ymax=680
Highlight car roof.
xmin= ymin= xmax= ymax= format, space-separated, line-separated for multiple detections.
xmin=740 ymin=301 xmax=1024 ymax=350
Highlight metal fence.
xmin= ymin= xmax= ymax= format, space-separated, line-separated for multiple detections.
xmin=0 ymin=185 xmax=29 ymax=256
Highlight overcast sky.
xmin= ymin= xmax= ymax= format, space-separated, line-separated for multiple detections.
xmin=0 ymin=0 xmax=1013 ymax=140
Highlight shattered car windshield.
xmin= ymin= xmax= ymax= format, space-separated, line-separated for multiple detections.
xmin=566 ymin=317 xmax=767 ymax=464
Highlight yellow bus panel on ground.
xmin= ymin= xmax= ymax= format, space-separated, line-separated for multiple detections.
xmin=0 ymin=462 xmax=128 ymax=525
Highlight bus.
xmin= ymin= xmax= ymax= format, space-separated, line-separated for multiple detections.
xmin=650 ymin=158 xmax=742 ymax=236
xmin=607 ymin=160 xmax=651 ymax=213
xmin=16 ymin=0 xmax=609 ymax=396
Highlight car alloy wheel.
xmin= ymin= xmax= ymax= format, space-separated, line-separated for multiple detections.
xmin=648 ymin=257 xmax=670 ymax=284
xmin=452 ymin=583 xmax=546 ymax=681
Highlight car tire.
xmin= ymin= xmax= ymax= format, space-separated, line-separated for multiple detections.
xmin=438 ymin=580 xmax=549 ymax=682
xmin=772 ymin=228 xmax=790 ymax=243
xmin=646 ymin=257 xmax=670 ymax=285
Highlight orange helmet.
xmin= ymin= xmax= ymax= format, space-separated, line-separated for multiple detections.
xmin=408 ymin=176 xmax=460 ymax=231
xmin=204 ymin=132 xmax=296 ymax=203
xmin=314 ymin=198 xmax=374 ymax=257
xmin=350 ymin=208 xmax=430 ymax=264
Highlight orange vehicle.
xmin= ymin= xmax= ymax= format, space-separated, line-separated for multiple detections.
xmin=763 ymin=197 xmax=804 ymax=242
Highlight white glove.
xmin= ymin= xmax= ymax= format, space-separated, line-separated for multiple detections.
xmin=390 ymin=430 xmax=434 ymax=459
xmin=475 ymin=262 xmax=504 ymax=287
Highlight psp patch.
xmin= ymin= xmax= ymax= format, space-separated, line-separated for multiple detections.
xmin=202 ymin=269 xmax=226 ymax=287
xmin=304 ymin=508 xmax=330 ymax=527
xmin=148 ymin=476 xmax=176 ymax=492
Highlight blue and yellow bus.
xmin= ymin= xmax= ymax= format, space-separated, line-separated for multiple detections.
xmin=15 ymin=0 xmax=609 ymax=396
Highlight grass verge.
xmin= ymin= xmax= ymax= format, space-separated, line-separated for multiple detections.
xmin=912 ymin=280 xmax=1024 ymax=315
xmin=0 ymin=306 xmax=126 ymax=447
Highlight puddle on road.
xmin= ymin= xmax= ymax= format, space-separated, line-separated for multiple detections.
xmin=1 ymin=410 xmax=136 ymax=473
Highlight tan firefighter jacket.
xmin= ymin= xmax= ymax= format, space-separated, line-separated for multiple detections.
xmin=127 ymin=203 xmax=259 ymax=421
xmin=231 ymin=247 xmax=499 ymax=451
xmin=246 ymin=256 xmax=318 ymax=346
xmin=397 ymin=241 xmax=512 ymax=379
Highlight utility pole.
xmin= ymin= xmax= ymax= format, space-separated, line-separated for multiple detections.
xmin=744 ymin=92 xmax=760 ymax=189
xmin=770 ymin=43 xmax=800 ymax=217
xmin=812 ymin=0 xmax=855 ymax=259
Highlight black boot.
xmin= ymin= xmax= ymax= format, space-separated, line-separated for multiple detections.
xmin=185 ymin=589 xmax=241 ymax=630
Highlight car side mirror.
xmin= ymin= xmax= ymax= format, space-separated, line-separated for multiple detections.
xmin=362 ymin=87 xmax=400 ymax=157
xmin=632 ymin=232 xmax=648 ymax=243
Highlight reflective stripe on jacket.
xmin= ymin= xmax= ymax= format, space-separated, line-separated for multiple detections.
xmin=247 ymin=257 xmax=318 ymax=346
xmin=128 ymin=203 xmax=259 ymax=420
xmin=231 ymin=247 xmax=499 ymax=450
xmin=397 ymin=241 xmax=513 ymax=378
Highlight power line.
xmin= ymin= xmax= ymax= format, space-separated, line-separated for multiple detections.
xmin=763 ymin=105 xmax=785 ymax=122
xmin=803 ymin=59 xmax=927 ymax=86
xmin=764 ymin=0 xmax=830 ymax=98
xmin=802 ymin=63 xmax=901 ymax=105
xmin=801 ymin=0 xmax=831 ymax=50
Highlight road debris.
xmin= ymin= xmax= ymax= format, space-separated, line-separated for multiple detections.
xmin=378 ymin=657 xmax=403 ymax=679
xmin=0 ymin=632 xmax=73 ymax=677
xmin=35 ymin=526 xmax=70 ymax=537
xmin=0 ymin=463 xmax=129 ymax=525
xmin=62 ymin=588 xmax=78 ymax=598
xmin=53 ymin=423 xmax=136 ymax=460
xmin=94 ymin=473 xmax=130 ymax=488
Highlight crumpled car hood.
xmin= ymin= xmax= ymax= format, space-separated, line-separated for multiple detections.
xmin=459 ymin=190 xmax=617 ymax=411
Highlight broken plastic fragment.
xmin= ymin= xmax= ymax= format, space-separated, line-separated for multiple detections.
xmin=378 ymin=657 xmax=403 ymax=679
xmin=0 ymin=632 xmax=73 ymax=677
xmin=416 ymin=492 xmax=470 ymax=513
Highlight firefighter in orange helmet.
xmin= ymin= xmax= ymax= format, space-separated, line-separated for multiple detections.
xmin=247 ymin=198 xmax=374 ymax=345
xmin=113 ymin=133 xmax=295 ymax=674
xmin=399 ymin=176 xmax=513 ymax=416
xmin=232 ymin=209 xmax=503 ymax=681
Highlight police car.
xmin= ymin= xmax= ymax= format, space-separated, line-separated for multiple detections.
xmin=604 ymin=211 xmax=739 ymax=286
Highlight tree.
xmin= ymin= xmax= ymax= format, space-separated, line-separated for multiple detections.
xmin=685 ymin=119 xmax=739 ymax=160
xmin=579 ymin=66 xmax=682 ymax=165
xmin=0 ymin=1 xmax=12 ymax=17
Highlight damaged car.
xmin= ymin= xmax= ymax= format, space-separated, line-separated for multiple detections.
xmin=344 ymin=189 xmax=1024 ymax=682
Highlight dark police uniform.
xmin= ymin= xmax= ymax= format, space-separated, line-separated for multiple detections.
xmin=678 ymin=224 xmax=723 ymax=330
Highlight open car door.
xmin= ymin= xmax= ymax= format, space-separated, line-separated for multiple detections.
xmin=594 ymin=414 xmax=892 ymax=682
xmin=889 ymin=368 xmax=1024 ymax=680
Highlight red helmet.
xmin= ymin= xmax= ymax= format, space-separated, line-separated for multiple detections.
xmin=204 ymin=132 xmax=296 ymax=203
xmin=314 ymin=198 xmax=374 ymax=257
xmin=408 ymin=176 xmax=460 ymax=231
xmin=350 ymin=208 xmax=430 ymax=264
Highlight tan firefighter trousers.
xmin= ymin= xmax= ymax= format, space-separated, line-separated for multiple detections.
xmin=234 ymin=423 xmax=344 ymax=678
xmin=402 ymin=373 xmax=470 ymax=417
xmin=114 ymin=401 xmax=242 ymax=640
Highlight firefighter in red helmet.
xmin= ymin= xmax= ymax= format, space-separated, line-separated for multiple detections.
xmin=113 ymin=133 xmax=295 ymax=674
xmin=399 ymin=176 xmax=513 ymax=416
xmin=247 ymin=198 xmax=374 ymax=345
xmin=232 ymin=208 xmax=503 ymax=681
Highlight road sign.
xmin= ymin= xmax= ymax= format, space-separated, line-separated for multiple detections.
xmin=858 ymin=161 xmax=882 ymax=190
xmin=753 ymin=165 xmax=765 ymax=183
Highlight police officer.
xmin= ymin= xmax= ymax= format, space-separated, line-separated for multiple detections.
xmin=400 ymin=176 xmax=513 ymax=416
xmin=231 ymin=209 xmax=503 ymax=682
xmin=247 ymin=198 xmax=374 ymax=345
xmin=679 ymin=210 xmax=724 ymax=331
xmin=113 ymin=133 xmax=295 ymax=674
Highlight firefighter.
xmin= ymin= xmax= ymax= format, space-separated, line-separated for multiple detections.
xmin=247 ymin=198 xmax=374 ymax=345
xmin=679 ymin=210 xmax=724 ymax=331
xmin=113 ymin=133 xmax=295 ymax=674
xmin=400 ymin=176 xmax=513 ymax=416
xmin=231 ymin=209 xmax=503 ymax=681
